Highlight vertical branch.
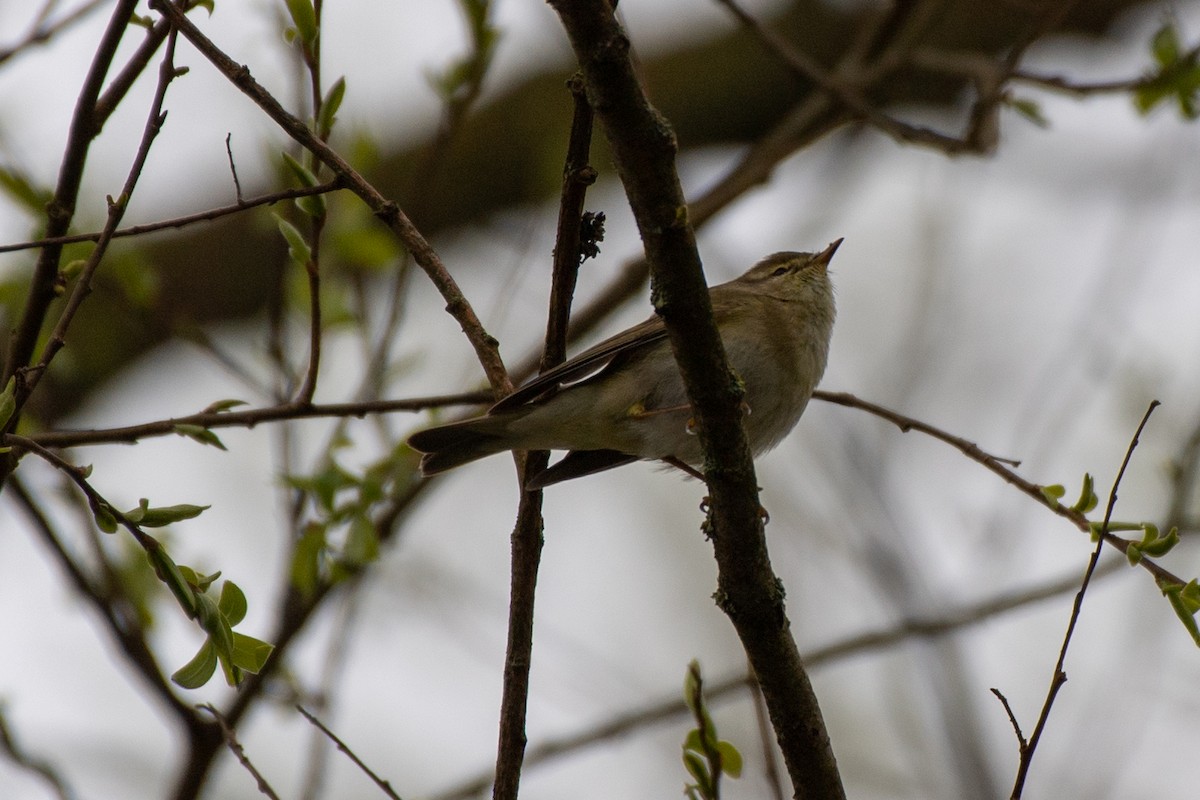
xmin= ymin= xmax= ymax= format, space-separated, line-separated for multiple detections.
xmin=547 ymin=4 xmax=845 ymax=798
xmin=492 ymin=75 xmax=598 ymax=800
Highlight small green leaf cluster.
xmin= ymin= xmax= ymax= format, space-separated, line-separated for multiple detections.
xmin=171 ymin=577 xmax=274 ymax=689
xmin=1135 ymin=23 xmax=1200 ymax=119
xmin=1161 ymin=579 xmax=1200 ymax=646
xmin=286 ymin=442 xmax=418 ymax=597
xmin=1038 ymin=472 xmax=1098 ymax=513
xmin=85 ymin=489 xmax=273 ymax=688
xmin=681 ymin=660 xmax=742 ymax=800
xmin=1041 ymin=473 xmax=1196 ymax=645
xmin=173 ymin=399 xmax=247 ymax=450
xmin=283 ymin=0 xmax=319 ymax=50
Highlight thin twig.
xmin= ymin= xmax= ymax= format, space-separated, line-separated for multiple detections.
xmin=0 ymin=0 xmax=107 ymax=65
xmin=152 ymin=0 xmax=512 ymax=397
xmin=225 ymin=133 xmax=245 ymax=203
xmin=1008 ymin=400 xmax=1159 ymax=799
xmin=713 ymin=0 xmax=985 ymax=154
xmin=18 ymin=27 xmax=182 ymax=410
xmin=749 ymin=672 xmax=786 ymax=800
xmin=0 ymin=181 xmax=344 ymax=255
xmin=25 ymin=389 xmax=492 ymax=448
xmin=989 ymin=688 xmax=1027 ymax=752
xmin=296 ymin=705 xmax=403 ymax=800
xmin=199 ymin=705 xmax=282 ymax=800
xmin=3 ymin=0 xmax=141 ymax=408
xmin=816 ymin=391 xmax=1184 ymax=587
xmin=0 ymin=700 xmax=76 ymax=800
xmin=493 ymin=63 xmax=596 ymax=800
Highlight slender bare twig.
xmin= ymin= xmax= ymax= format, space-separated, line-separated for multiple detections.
xmin=0 ymin=699 xmax=76 ymax=800
xmin=494 ymin=64 xmax=597 ymax=800
xmin=1007 ymin=400 xmax=1159 ymax=799
xmin=26 ymin=389 xmax=491 ymax=448
xmin=151 ymin=0 xmax=512 ymax=397
xmin=225 ymin=133 xmax=245 ymax=203
xmin=713 ymin=0 xmax=985 ymax=154
xmin=296 ymin=706 xmax=403 ymax=800
xmin=749 ymin=672 xmax=786 ymax=800
xmin=3 ymin=0 xmax=141 ymax=398
xmin=816 ymin=391 xmax=1184 ymax=587
xmin=0 ymin=181 xmax=344 ymax=254
xmin=199 ymin=705 xmax=281 ymax=800
xmin=18 ymin=29 xmax=182 ymax=410
xmin=0 ymin=0 xmax=107 ymax=65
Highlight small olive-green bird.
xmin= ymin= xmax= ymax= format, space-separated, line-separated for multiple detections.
xmin=408 ymin=240 xmax=840 ymax=489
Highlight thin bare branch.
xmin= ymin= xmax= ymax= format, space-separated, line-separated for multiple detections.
xmin=1008 ymin=400 xmax=1159 ymax=799
xmin=152 ymin=0 xmax=512 ymax=397
xmin=26 ymin=389 xmax=491 ymax=448
xmin=296 ymin=706 xmax=403 ymax=800
xmin=494 ymin=63 xmax=597 ymax=800
xmin=0 ymin=696 xmax=76 ymax=800
xmin=19 ymin=29 xmax=183 ymax=409
xmin=0 ymin=181 xmax=344 ymax=255
xmin=199 ymin=705 xmax=281 ymax=800
xmin=817 ymin=391 xmax=1184 ymax=587
xmin=0 ymin=0 xmax=107 ymax=65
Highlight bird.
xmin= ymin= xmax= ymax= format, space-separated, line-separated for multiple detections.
xmin=407 ymin=240 xmax=840 ymax=489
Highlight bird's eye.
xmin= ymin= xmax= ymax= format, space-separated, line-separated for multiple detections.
xmin=771 ymin=266 xmax=789 ymax=277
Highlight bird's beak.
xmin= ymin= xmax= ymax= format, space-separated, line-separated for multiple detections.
xmin=814 ymin=238 xmax=843 ymax=268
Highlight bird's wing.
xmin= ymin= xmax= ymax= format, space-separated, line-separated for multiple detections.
xmin=491 ymin=315 xmax=669 ymax=412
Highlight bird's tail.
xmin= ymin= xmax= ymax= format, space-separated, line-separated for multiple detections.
xmin=407 ymin=415 xmax=515 ymax=476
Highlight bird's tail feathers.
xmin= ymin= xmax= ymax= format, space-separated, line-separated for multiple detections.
xmin=407 ymin=415 xmax=514 ymax=475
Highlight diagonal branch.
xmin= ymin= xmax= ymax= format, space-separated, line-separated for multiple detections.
xmin=151 ymin=0 xmax=511 ymax=397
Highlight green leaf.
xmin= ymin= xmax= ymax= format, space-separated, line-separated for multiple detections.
xmin=1008 ymin=96 xmax=1048 ymax=128
xmin=1162 ymin=579 xmax=1200 ymax=647
xmin=716 ymin=740 xmax=743 ymax=778
xmin=172 ymin=641 xmax=218 ymax=689
xmin=1135 ymin=24 xmax=1200 ymax=120
xmin=219 ymin=580 xmax=248 ymax=626
xmin=125 ymin=501 xmax=210 ymax=528
xmin=147 ymin=547 xmax=198 ymax=618
xmin=317 ymin=76 xmax=346 ymax=138
xmin=174 ymin=423 xmax=228 ymax=451
xmin=177 ymin=566 xmax=221 ymax=592
xmin=231 ymin=633 xmax=274 ymax=674
xmin=682 ymin=751 xmax=711 ymax=788
xmin=202 ymin=398 xmax=247 ymax=414
xmin=1152 ymin=24 xmax=1181 ymax=66
xmin=191 ymin=0 xmax=215 ymax=15
xmin=1070 ymin=473 xmax=1098 ymax=514
xmin=1040 ymin=484 xmax=1065 ymax=505
xmin=282 ymin=151 xmax=325 ymax=218
xmin=342 ymin=514 xmax=379 ymax=567
xmin=92 ymin=502 xmax=118 ymax=534
xmin=291 ymin=522 xmax=326 ymax=597
xmin=283 ymin=0 xmax=318 ymax=45
xmin=0 ymin=165 xmax=51 ymax=216
xmin=274 ymin=214 xmax=312 ymax=267
xmin=0 ymin=376 xmax=16 ymax=430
